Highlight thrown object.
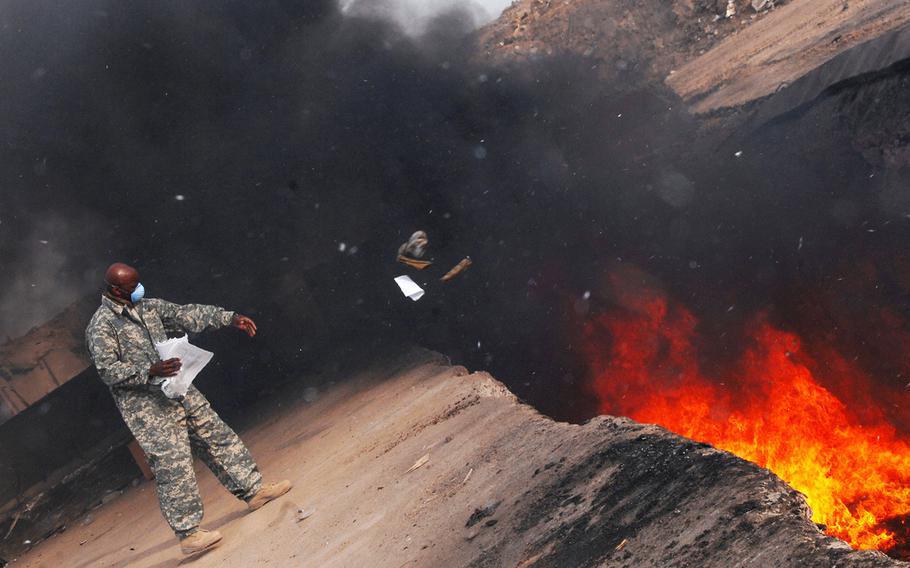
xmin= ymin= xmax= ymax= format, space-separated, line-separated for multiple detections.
xmin=397 ymin=255 xmax=433 ymax=270
xmin=394 ymin=275 xmax=425 ymax=301
xmin=398 ymin=230 xmax=432 ymax=269
xmin=441 ymin=257 xmax=472 ymax=282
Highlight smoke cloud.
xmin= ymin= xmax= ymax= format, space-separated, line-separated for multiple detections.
xmin=341 ymin=0 xmax=512 ymax=36
xmin=0 ymin=0 xmax=908 ymax=423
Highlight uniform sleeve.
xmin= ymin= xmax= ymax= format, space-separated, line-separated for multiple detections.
xmin=145 ymin=298 xmax=235 ymax=335
xmin=86 ymin=320 xmax=150 ymax=389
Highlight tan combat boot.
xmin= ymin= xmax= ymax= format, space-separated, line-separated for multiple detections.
xmin=180 ymin=529 xmax=223 ymax=555
xmin=247 ymin=480 xmax=292 ymax=511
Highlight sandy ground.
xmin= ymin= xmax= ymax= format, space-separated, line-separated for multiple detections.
xmin=13 ymin=350 xmax=903 ymax=567
xmin=16 ymin=352 xmax=521 ymax=568
xmin=667 ymin=0 xmax=910 ymax=113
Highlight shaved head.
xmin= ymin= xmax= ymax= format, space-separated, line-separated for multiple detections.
xmin=105 ymin=262 xmax=139 ymax=288
xmin=103 ymin=263 xmax=141 ymax=305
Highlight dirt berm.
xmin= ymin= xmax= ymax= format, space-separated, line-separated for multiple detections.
xmin=14 ymin=350 xmax=901 ymax=567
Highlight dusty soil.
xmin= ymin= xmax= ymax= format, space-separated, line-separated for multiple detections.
xmin=12 ymin=350 xmax=903 ymax=567
xmin=477 ymin=0 xmax=910 ymax=117
xmin=666 ymin=0 xmax=910 ymax=113
xmin=476 ymin=0 xmax=794 ymax=87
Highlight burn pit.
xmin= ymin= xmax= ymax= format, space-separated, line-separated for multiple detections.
xmin=2 ymin=0 xmax=910 ymax=562
xmin=577 ymin=264 xmax=910 ymax=553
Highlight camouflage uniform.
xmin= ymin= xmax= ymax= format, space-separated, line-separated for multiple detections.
xmin=85 ymin=295 xmax=262 ymax=537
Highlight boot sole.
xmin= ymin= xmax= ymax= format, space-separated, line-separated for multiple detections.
xmin=181 ymin=535 xmax=223 ymax=556
xmin=248 ymin=483 xmax=292 ymax=511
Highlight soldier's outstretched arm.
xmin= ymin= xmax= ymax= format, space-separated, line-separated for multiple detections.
xmin=145 ymin=298 xmax=235 ymax=335
xmin=86 ymin=321 xmax=151 ymax=388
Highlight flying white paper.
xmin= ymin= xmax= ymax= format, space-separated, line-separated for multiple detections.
xmin=394 ymin=275 xmax=425 ymax=301
xmin=154 ymin=335 xmax=214 ymax=398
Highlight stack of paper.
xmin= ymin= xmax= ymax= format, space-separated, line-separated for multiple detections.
xmin=154 ymin=335 xmax=213 ymax=398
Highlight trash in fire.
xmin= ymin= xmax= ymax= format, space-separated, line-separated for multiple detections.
xmin=397 ymin=230 xmax=432 ymax=269
xmin=394 ymin=275 xmax=425 ymax=301
xmin=393 ymin=230 xmax=473 ymax=300
xmin=396 ymin=229 xmax=473 ymax=280
xmin=440 ymin=257 xmax=472 ymax=282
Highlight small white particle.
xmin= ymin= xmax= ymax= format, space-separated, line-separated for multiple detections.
xmin=174 ymin=194 xmax=185 ymax=201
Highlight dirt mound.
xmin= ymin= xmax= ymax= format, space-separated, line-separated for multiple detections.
xmin=14 ymin=351 xmax=902 ymax=567
xmin=475 ymin=0 xmax=782 ymax=86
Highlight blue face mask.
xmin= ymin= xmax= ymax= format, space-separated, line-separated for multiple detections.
xmin=130 ymin=282 xmax=145 ymax=303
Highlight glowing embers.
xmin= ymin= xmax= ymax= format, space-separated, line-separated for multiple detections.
xmin=581 ymin=291 xmax=910 ymax=552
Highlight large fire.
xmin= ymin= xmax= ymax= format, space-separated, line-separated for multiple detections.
xmin=580 ymin=281 xmax=910 ymax=552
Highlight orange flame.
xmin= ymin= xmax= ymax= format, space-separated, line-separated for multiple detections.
xmin=581 ymin=293 xmax=910 ymax=551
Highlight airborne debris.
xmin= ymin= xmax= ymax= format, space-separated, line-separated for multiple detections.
xmin=398 ymin=230 xmax=428 ymax=258
xmin=441 ymin=258 xmax=473 ymax=282
xmin=397 ymin=230 xmax=433 ymax=269
xmin=394 ymin=275 xmax=425 ymax=301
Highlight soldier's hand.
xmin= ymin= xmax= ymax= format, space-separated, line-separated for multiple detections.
xmin=231 ymin=314 xmax=257 ymax=337
xmin=150 ymin=358 xmax=182 ymax=377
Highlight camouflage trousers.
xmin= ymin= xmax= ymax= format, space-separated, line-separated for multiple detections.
xmin=117 ymin=386 xmax=262 ymax=537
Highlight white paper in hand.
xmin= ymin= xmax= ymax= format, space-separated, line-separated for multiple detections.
xmin=394 ymin=275 xmax=425 ymax=301
xmin=154 ymin=335 xmax=214 ymax=398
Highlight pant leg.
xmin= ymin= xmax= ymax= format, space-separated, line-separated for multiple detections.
xmin=183 ymin=388 xmax=262 ymax=501
xmin=118 ymin=393 xmax=203 ymax=537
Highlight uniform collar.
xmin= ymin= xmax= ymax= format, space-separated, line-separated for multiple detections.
xmin=101 ymin=294 xmax=131 ymax=316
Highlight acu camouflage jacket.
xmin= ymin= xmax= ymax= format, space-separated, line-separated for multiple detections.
xmin=85 ymin=295 xmax=234 ymax=401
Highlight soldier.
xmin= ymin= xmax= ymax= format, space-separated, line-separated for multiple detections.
xmin=85 ymin=262 xmax=291 ymax=555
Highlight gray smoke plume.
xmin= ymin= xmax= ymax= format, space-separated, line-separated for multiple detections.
xmin=1 ymin=0 xmax=908 ymax=426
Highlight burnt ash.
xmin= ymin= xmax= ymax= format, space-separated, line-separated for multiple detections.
xmin=466 ymin=416 xmax=902 ymax=568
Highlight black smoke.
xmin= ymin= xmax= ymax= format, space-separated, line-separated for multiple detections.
xmin=2 ymin=0 xmax=910 ymax=424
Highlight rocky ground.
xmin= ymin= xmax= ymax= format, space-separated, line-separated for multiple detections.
xmin=10 ymin=350 xmax=902 ymax=567
xmin=667 ymin=0 xmax=910 ymax=114
xmin=476 ymin=0 xmax=799 ymax=87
